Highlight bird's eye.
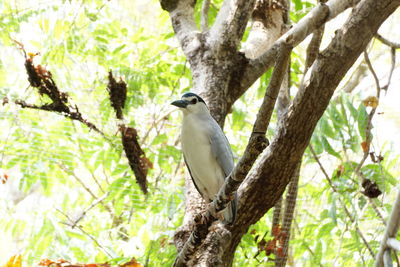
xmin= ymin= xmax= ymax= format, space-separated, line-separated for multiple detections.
xmin=191 ymin=98 xmax=197 ymax=104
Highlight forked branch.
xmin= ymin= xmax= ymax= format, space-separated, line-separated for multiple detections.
xmin=173 ymin=43 xmax=292 ymax=266
xmin=209 ymin=0 xmax=256 ymax=51
xmin=160 ymin=0 xmax=199 ymax=57
xmin=14 ymin=49 xmax=105 ymax=137
xmin=235 ymin=0 xmax=361 ymax=102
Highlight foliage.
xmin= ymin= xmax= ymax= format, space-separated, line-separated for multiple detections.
xmin=1 ymin=1 xmax=187 ymax=265
xmin=0 ymin=1 xmax=399 ymax=266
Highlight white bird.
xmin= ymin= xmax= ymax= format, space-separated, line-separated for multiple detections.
xmin=171 ymin=92 xmax=237 ymax=224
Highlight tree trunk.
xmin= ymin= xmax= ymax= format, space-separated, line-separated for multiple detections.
xmin=160 ymin=0 xmax=400 ymax=265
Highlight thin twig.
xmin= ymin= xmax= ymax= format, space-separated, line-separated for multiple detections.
xmin=342 ymin=63 xmax=368 ymax=93
xmin=354 ymin=50 xmax=382 ymax=177
xmin=127 ymin=198 xmax=135 ymax=224
xmin=70 ymin=192 xmax=110 ymax=228
xmin=71 ymin=121 xmax=108 ymax=193
xmin=77 ymin=226 xmax=114 ymax=258
xmin=382 ymin=47 xmax=396 ymax=91
xmin=56 ymin=208 xmax=114 ymax=258
xmin=140 ymin=109 xmax=174 ymax=144
xmin=201 ymin=0 xmax=210 ymax=31
xmin=144 ymin=240 xmax=155 ymax=267
xmin=13 ymin=47 xmax=108 ymax=140
xmin=333 ymin=224 xmax=348 ymax=266
xmin=364 ymin=50 xmax=380 ymax=94
xmin=57 ymin=163 xmax=113 ymax=213
xmin=375 ymin=33 xmax=400 ymax=49
xmin=368 ymin=198 xmax=386 ymax=225
xmin=58 ymin=163 xmax=98 ymax=199
xmin=89 ymin=169 xmax=106 ymax=193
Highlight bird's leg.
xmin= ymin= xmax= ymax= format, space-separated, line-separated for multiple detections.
xmin=193 ymin=200 xmax=211 ymax=225
xmin=215 ymin=210 xmax=225 ymax=222
xmin=203 ymin=198 xmax=224 ymax=222
xmin=194 ymin=212 xmax=207 ymax=226
xmin=210 ymin=195 xmax=226 ymax=222
xmin=208 ymin=221 xmax=221 ymax=232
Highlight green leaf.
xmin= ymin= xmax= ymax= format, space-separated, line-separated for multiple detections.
xmin=85 ymin=8 xmax=98 ymax=21
xmin=318 ymin=222 xmax=335 ymax=238
xmin=318 ymin=117 xmax=336 ymax=139
xmin=108 ymin=177 xmax=128 ymax=199
xmin=232 ymin=108 xmax=246 ymax=130
xmin=152 ymin=133 xmax=168 ymax=145
xmin=113 ymin=44 xmax=126 ymax=55
xmin=329 ymin=194 xmax=337 ymax=224
xmin=345 ymin=97 xmax=359 ymax=120
xmin=314 ymin=240 xmax=323 ymax=263
xmin=311 ymin=135 xmax=324 ymax=155
xmin=321 ymin=136 xmax=341 ymax=159
xmin=357 ymin=104 xmax=368 ymax=140
xmin=328 ymin=104 xmax=345 ymax=129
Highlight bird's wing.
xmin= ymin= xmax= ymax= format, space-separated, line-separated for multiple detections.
xmin=183 ymin=155 xmax=207 ymax=200
xmin=209 ymin=122 xmax=234 ymax=177
xmin=209 ymin=121 xmax=237 ymax=224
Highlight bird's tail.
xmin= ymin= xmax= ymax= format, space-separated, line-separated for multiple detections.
xmin=222 ymin=192 xmax=237 ymax=225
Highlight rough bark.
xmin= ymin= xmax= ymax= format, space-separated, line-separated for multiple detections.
xmin=222 ymin=0 xmax=400 ymax=264
xmin=173 ymin=43 xmax=290 ymax=267
xmin=160 ymin=0 xmax=400 ymax=265
xmin=242 ymin=0 xmax=287 ymax=60
xmin=228 ymin=0 xmax=363 ymax=108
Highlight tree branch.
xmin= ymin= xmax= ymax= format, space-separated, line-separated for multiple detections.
xmin=173 ymin=43 xmax=291 ymax=267
xmin=232 ymin=0 xmax=361 ymax=103
xmin=273 ymin=23 xmax=323 ymax=265
xmin=305 ymin=25 xmax=325 ymax=69
xmin=383 ymin=47 xmax=396 ymax=91
xmin=14 ymin=53 xmax=106 ymax=138
xmin=160 ymin=0 xmax=200 ymax=58
xmin=375 ymin=190 xmax=400 ymax=266
xmin=352 ymin=50 xmax=384 ymax=198
xmin=209 ymin=0 xmax=256 ymax=51
xmin=201 ymin=0 xmax=210 ymax=31
xmin=225 ymin=0 xmax=400 ymax=261
xmin=69 ymin=192 xmax=110 ymax=228
xmin=375 ymin=33 xmax=400 ymax=49
xmin=342 ymin=63 xmax=367 ymax=93
xmin=56 ymin=208 xmax=114 ymax=258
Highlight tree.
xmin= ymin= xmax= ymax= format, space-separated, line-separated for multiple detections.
xmin=160 ymin=0 xmax=400 ymax=265
xmin=1 ymin=0 xmax=399 ymax=266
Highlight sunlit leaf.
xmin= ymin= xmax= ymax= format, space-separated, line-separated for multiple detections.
xmin=357 ymin=104 xmax=369 ymax=140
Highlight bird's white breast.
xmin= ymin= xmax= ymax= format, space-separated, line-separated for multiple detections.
xmin=181 ymin=113 xmax=225 ymax=201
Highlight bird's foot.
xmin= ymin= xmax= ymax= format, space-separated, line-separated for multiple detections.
xmin=208 ymin=221 xmax=219 ymax=232
xmin=205 ymin=201 xmax=225 ymax=222
xmin=215 ymin=210 xmax=225 ymax=222
xmin=194 ymin=213 xmax=207 ymax=225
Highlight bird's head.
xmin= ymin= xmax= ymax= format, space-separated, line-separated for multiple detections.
xmin=171 ymin=92 xmax=208 ymax=115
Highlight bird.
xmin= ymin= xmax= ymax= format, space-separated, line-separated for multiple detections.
xmin=171 ymin=92 xmax=237 ymax=225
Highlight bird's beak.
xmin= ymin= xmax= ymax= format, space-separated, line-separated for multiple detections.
xmin=171 ymin=100 xmax=189 ymax=108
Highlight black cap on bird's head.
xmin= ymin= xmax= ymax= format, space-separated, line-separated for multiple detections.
xmin=171 ymin=92 xmax=206 ymax=109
